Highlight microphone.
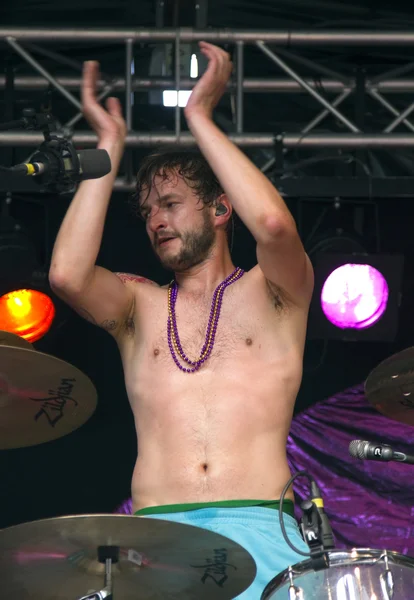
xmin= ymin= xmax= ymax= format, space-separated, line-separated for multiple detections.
xmin=349 ymin=439 xmax=414 ymax=465
xmin=10 ymin=142 xmax=111 ymax=193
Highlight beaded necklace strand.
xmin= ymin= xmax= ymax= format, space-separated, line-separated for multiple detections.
xmin=167 ymin=267 xmax=245 ymax=373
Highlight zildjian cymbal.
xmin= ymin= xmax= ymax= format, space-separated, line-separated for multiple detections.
xmin=0 ymin=514 xmax=256 ymax=599
xmin=0 ymin=330 xmax=97 ymax=448
xmin=0 ymin=329 xmax=34 ymax=350
xmin=365 ymin=347 xmax=414 ymax=426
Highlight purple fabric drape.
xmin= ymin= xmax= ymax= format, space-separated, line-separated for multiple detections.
xmin=115 ymin=385 xmax=414 ymax=555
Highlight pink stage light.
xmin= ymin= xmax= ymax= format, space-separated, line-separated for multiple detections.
xmin=321 ymin=263 xmax=389 ymax=330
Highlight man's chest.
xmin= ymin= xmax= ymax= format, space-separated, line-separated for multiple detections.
xmin=153 ymin=306 xmax=256 ymax=363
xmin=135 ymin=291 xmax=288 ymax=376
xmin=120 ymin=278 xmax=294 ymax=378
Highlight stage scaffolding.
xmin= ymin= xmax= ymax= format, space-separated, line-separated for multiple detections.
xmin=2 ymin=27 xmax=414 ymax=195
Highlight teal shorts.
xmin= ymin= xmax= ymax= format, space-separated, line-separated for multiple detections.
xmin=135 ymin=501 xmax=309 ymax=599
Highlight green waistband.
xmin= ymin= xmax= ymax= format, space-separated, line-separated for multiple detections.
xmin=135 ymin=499 xmax=294 ymax=517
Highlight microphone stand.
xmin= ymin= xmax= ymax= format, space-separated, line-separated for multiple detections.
xmin=0 ymin=108 xmax=56 ymax=133
xmin=78 ymin=588 xmax=112 ymax=600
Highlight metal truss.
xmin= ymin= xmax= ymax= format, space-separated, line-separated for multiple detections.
xmin=2 ymin=27 xmax=414 ymax=196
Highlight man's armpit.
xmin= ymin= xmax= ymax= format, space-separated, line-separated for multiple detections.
xmin=115 ymin=272 xmax=158 ymax=286
xmin=266 ymin=279 xmax=288 ymax=311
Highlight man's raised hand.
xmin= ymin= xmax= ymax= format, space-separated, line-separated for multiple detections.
xmin=81 ymin=61 xmax=127 ymax=145
xmin=184 ymin=42 xmax=233 ymax=120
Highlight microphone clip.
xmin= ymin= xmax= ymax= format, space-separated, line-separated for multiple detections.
xmin=28 ymin=135 xmax=80 ymax=193
xmin=24 ymin=108 xmax=79 ymax=193
xmin=3 ymin=107 xmax=79 ymax=193
xmin=300 ymin=500 xmax=330 ymax=571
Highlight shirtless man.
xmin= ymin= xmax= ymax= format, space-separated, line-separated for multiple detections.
xmin=49 ymin=42 xmax=314 ymax=598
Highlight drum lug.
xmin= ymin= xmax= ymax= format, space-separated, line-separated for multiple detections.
xmin=287 ymin=567 xmax=303 ymax=600
xmin=288 ymin=585 xmax=303 ymax=600
xmin=380 ymin=551 xmax=395 ymax=599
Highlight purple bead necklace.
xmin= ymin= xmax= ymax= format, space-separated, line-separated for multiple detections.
xmin=167 ymin=267 xmax=244 ymax=373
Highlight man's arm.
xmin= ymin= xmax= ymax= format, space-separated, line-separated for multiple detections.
xmin=49 ymin=61 xmax=138 ymax=337
xmin=184 ymin=42 xmax=313 ymax=306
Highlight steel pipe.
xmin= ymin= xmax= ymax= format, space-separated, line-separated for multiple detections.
xmin=111 ymin=176 xmax=414 ymax=195
xmin=384 ymin=100 xmax=414 ymax=133
xmin=300 ymin=88 xmax=354 ymax=135
xmin=4 ymin=76 xmax=414 ymax=94
xmin=369 ymin=89 xmax=414 ymax=133
xmin=236 ymin=41 xmax=244 ymax=133
xmin=370 ymin=62 xmax=414 ymax=85
xmin=125 ymin=39 xmax=134 ymax=131
xmin=2 ymin=28 xmax=414 ymax=45
xmin=5 ymin=37 xmax=82 ymax=111
xmin=273 ymin=47 xmax=349 ymax=84
xmin=257 ymin=41 xmax=360 ymax=133
xmin=174 ymin=32 xmax=181 ymax=138
xmin=262 ymin=86 xmax=355 ymax=177
xmin=2 ymin=132 xmax=414 ymax=148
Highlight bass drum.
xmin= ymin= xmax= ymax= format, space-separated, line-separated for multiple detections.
xmin=261 ymin=548 xmax=414 ymax=599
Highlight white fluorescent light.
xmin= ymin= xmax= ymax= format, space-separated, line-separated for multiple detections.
xmin=190 ymin=54 xmax=198 ymax=78
xmin=162 ymin=90 xmax=192 ymax=107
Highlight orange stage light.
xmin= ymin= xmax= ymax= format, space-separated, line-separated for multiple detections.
xmin=0 ymin=289 xmax=55 ymax=343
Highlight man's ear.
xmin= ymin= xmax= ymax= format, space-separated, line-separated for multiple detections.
xmin=214 ymin=194 xmax=232 ymax=218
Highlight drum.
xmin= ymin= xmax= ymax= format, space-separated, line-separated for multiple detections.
xmin=261 ymin=548 xmax=414 ymax=599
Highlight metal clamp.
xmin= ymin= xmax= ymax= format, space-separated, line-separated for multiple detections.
xmin=77 ymin=588 xmax=112 ymax=600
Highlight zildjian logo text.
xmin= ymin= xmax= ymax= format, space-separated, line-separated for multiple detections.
xmin=31 ymin=378 xmax=78 ymax=426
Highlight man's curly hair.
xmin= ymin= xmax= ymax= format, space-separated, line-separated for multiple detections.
xmin=132 ymin=147 xmax=224 ymax=218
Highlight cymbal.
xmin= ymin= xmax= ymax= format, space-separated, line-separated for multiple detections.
xmin=365 ymin=347 xmax=414 ymax=426
xmin=0 ymin=329 xmax=34 ymax=350
xmin=0 ymin=345 xmax=97 ymax=449
xmin=0 ymin=514 xmax=256 ymax=599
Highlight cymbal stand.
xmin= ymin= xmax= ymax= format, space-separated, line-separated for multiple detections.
xmin=77 ymin=546 xmax=119 ymax=600
xmin=77 ymin=587 xmax=111 ymax=600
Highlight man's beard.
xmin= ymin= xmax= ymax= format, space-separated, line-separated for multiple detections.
xmin=154 ymin=213 xmax=215 ymax=272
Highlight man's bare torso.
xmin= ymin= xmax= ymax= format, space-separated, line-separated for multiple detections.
xmin=116 ymin=267 xmax=308 ymax=513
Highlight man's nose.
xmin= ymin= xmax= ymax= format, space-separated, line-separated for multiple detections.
xmin=147 ymin=208 xmax=167 ymax=233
